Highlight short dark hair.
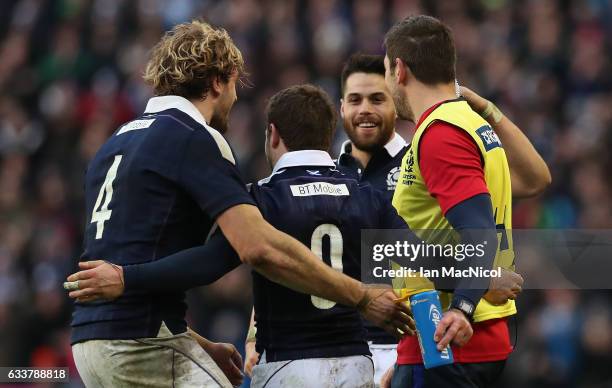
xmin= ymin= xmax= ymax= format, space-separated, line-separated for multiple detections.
xmin=340 ymin=54 xmax=385 ymax=94
xmin=384 ymin=15 xmax=456 ymax=85
xmin=266 ymin=84 xmax=337 ymax=152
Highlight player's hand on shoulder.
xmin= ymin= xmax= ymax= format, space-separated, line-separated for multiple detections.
xmin=459 ymin=86 xmax=488 ymax=113
xmin=484 ymin=267 xmax=523 ymax=305
xmin=434 ymin=308 xmax=473 ymax=350
xmin=206 ymin=342 xmax=244 ymax=387
xmin=358 ymin=287 xmax=416 ymax=339
xmin=244 ymin=340 xmax=259 ymax=377
xmin=64 ymin=260 xmax=125 ymax=302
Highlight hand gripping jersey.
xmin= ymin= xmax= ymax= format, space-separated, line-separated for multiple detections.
xmin=392 ymin=99 xmax=515 ymax=323
xmin=250 ymin=151 xmax=406 ymax=362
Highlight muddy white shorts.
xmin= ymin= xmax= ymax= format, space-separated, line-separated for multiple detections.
xmin=72 ymin=323 xmax=231 ymax=388
xmin=250 ymin=352 xmax=374 ymax=388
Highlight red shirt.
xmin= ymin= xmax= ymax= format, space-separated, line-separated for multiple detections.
xmin=397 ymin=101 xmax=512 ymax=364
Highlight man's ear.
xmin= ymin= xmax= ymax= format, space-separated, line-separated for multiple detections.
xmin=395 ymin=58 xmax=409 ymax=85
xmin=269 ymin=123 xmax=280 ymax=148
xmin=340 ymin=99 xmax=345 ymax=119
xmin=211 ymin=76 xmax=224 ymax=97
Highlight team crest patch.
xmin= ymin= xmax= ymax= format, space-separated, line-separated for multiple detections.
xmin=387 ymin=167 xmax=401 ymax=190
xmin=476 ymin=125 xmax=502 ymax=151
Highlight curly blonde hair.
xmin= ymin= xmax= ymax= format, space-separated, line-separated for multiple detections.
xmin=143 ymin=20 xmax=245 ymax=99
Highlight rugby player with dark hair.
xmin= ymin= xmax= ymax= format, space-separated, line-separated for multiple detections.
xmin=382 ymin=15 xmax=550 ymax=387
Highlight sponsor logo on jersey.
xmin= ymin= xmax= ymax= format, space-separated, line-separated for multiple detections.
xmin=117 ymin=119 xmax=156 ymax=135
xmin=476 ymin=125 xmax=502 ymax=151
xmin=290 ymin=182 xmax=350 ymax=197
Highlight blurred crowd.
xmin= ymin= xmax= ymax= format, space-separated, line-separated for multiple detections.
xmin=0 ymin=0 xmax=610 ymax=386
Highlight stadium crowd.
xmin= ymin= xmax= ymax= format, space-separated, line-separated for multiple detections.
xmin=0 ymin=0 xmax=610 ymax=386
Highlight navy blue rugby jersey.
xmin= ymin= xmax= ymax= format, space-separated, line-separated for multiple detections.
xmin=336 ymin=133 xmax=409 ymax=344
xmin=250 ymin=150 xmax=406 ymax=362
xmin=71 ymin=96 xmax=254 ymax=344
xmin=336 ymin=133 xmax=409 ymax=202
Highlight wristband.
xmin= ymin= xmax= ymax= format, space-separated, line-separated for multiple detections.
xmin=481 ymin=101 xmax=504 ymax=124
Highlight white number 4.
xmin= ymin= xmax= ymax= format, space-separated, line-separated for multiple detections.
xmin=91 ymin=155 xmax=123 ymax=239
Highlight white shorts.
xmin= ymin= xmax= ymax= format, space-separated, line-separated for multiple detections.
xmin=369 ymin=343 xmax=398 ymax=388
xmin=251 ymin=352 xmax=374 ymax=388
xmin=72 ymin=323 xmax=232 ymax=388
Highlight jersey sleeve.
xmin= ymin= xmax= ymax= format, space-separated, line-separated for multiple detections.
xmin=419 ymin=121 xmax=489 ymax=215
xmin=178 ymin=128 xmax=256 ymax=219
xmin=123 ymin=228 xmax=241 ymax=291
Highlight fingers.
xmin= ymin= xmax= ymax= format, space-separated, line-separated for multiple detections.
xmin=451 ymin=323 xmax=473 ymax=348
xmin=67 ymin=268 xmax=97 ymax=282
xmin=78 ymin=260 xmax=106 ymax=270
xmin=434 ymin=311 xmax=473 ymax=350
xmin=65 ymin=278 xmax=98 ymax=298
xmin=488 ymin=268 xmax=524 ymax=302
xmin=400 ymin=311 xmax=415 ymax=330
xmin=436 ymin=320 xmax=459 ymax=351
xmin=459 ymin=86 xmax=472 ymax=95
xmin=391 ymin=310 xmax=415 ymax=337
xmin=392 ymin=319 xmax=415 ymax=337
xmin=433 ymin=314 xmax=452 ymax=344
xmin=244 ymin=342 xmax=258 ymax=377
xmin=74 ymin=278 xmax=94 ymax=289
xmin=68 ymin=287 xmax=99 ymax=300
xmin=67 ymin=261 xmax=109 ymax=281
xmin=244 ymin=359 xmax=255 ymax=378
xmin=513 ymin=273 xmax=524 ymax=295
xmin=231 ymin=348 xmax=244 ymax=370
xmin=227 ymin=362 xmax=243 ymax=386
xmin=218 ymin=344 xmax=243 ymax=386
xmin=459 ymin=86 xmax=480 ymax=105
xmin=362 ymin=289 xmax=415 ymax=336
xmin=395 ymin=299 xmax=412 ymax=317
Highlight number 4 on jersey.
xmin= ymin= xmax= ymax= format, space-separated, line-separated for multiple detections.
xmin=91 ymin=155 xmax=123 ymax=239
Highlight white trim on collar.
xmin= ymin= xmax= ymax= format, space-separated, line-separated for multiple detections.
xmin=384 ymin=133 xmax=408 ymax=157
xmin=337 ymin=132 xmax=407 ymax=159
xmin=259 ymin=150 xmax=335 ymax=186
xmin=272 ymin=150 xmax=335 ymax=174
xmin=144 ymin=95 xmax=235 ymax=164
xmin=145 ymin=95 xmax=208 ymax=126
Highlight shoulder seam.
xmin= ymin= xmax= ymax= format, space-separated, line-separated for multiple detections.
xmin=153 ymin=113 xmax=236 ymax=165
